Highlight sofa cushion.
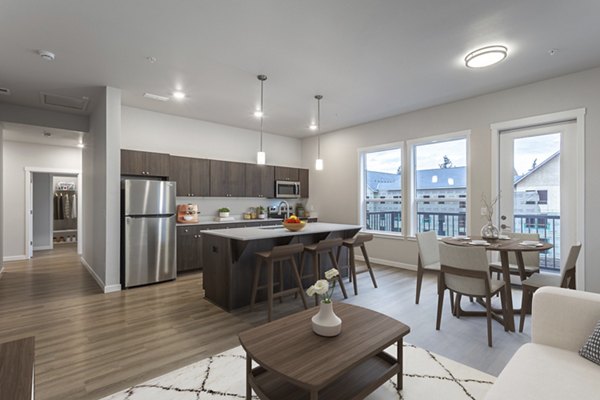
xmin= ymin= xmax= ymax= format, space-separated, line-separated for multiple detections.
xmin=485 ymin=343 xmax=600 ymax=400
xmin=579 ymin=320 xmax=600 ymax=366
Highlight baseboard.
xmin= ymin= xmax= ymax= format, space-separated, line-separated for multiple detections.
xmin=80 ymin=257 xmax=121 ymax=293
xmin=355 ymin=255 xmax=417 ymax=271
xmin=3 ymin=255 xmax=27 ymax=262
xmin=33 ymin=245 xmax=52 ymax=251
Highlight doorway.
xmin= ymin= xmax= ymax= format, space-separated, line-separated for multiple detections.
xmin=26 ymin=168 xmax=82 ymax=258
xmin=491 ymin=109 xmax=585 ymax=288
xmin=498 ymin=122 xmax=575 ymax=272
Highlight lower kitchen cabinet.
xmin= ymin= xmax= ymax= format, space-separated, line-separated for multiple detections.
xmin=177 ymin=226 xmax=203 ymax=272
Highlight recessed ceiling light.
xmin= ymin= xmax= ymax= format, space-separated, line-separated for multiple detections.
xmin=309 ymin=123 xmax=318 ymax=131
xmin=77 ymin=143 xmax=84 ymax=148
xmin=464 ymin=45 xmax=507 ymax=68
xmin=172 ymin=91 xmax=186 ymax=100
xmin=38 ymin=50 xmax=55 ymax=61
xmin=144 ymin=92 xmax=170 ymax=102
xmin=254 ymin=109 xmax=264 ymax=118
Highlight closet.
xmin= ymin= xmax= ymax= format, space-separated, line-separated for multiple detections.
xmin=53 ymin=178 xmax=77 ymax=244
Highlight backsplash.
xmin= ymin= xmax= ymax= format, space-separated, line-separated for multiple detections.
xmin=176 ymin=197 xmax=315 ymax=221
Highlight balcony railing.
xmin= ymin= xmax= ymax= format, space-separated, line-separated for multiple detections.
xmin=364 ymin=211 xmax=561 ymax=271
xmin=513 ymin=214 xmax=560 ymax=271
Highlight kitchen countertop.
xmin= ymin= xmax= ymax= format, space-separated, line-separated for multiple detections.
xmin=176 ymin=218 xmax=284 ymax=227
xmin=201 ymin=222 xmax=362 ymax=241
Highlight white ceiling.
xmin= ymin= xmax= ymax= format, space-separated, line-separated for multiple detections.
xmin=2 ymin=122 xmax=84 ymax=148
xmin=1 ymin=1 xmax=600 ymax=138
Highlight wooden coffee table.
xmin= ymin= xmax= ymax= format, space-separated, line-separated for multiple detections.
xmin=238 ymin=303 xmax=410 ymax=400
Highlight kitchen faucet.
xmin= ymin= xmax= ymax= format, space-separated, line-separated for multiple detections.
xmin=277 ymin=200 xmax=290 ymax=220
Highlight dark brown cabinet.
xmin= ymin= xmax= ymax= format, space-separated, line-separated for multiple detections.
xmin=245 ymin=164 xmax=275 ymax=198
xmin=169 ymin=156 xmax=210 ymax=197
xmin=210 ymin=160 xmax=246 ymax=197
xmin=299 ymin=168 xmax=309 ymax=198
xmin=274 ymin=166 xmax=299 ymax=181
xmin=121 ymin=149 xmax=169 ymax=177
xmin=177 ymin=226 xmax=203 ymax=272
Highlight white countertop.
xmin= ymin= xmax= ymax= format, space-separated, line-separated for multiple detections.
xmin=177 ymin=218 xmax=283 ymax=227
xmin=201 ymin=222 xmax=362 ymax=241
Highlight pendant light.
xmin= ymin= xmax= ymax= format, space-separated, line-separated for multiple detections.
xmin=256 ymin=74 xmax=267 ymax=165
xmin=314 ymin=95 xmax=324 ymax=170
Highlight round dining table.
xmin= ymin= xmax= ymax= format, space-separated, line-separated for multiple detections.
xmin=441 ymin=235 xmax=553 ymax=332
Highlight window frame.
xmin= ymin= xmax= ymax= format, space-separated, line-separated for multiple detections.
xmin=357 ymin=141 xmax=406 ymax=237
xmin=408 ymin=130 xmax=471 ymax=238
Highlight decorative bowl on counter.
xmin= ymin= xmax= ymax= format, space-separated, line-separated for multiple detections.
xmin=283 ymin=221 xmax=306 ymax=232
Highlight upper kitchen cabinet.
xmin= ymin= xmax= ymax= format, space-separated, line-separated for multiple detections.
xmin=245 ymin=164 xmax=275 ymax=198
xmin=299 ymin=168 xmax=309 ymax=198
xmin=121 ymin=149 xmax=170 ymax=177
xmin=169 ymin=156 xmax=210 ymax=197
xmin=274 ymin=166 xmax=299 ymax=181
xmin=210 ymin=160 xmax=246 ymax=197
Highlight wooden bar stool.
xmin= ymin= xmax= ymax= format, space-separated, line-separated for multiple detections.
xmin=299 ymin=238 xmax=348 ymax=305
xmin=336 ymin=233 xmax=377 ymax=295
xmin=250 ymin=243 xmax=308 ymax=322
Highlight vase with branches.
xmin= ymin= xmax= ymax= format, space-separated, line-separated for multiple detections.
xmin=481 ymin=192 xmax=500 ymax=239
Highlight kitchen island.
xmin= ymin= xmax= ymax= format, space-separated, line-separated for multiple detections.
xmin=201 ymin=222 xmax=362 ymax=311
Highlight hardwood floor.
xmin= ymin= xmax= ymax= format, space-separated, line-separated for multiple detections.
xmin=0 ymin=245 xmax=532 ymax=399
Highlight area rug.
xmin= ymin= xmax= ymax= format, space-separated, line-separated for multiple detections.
xmin=102 ymin=343 xmax=495 ymax=400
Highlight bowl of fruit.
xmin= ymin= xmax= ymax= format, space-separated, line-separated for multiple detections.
xmin=283 ymin=215 xmax=306 ymax=231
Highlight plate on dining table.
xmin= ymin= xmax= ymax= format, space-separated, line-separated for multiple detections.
xmin=520 ymin=240 xmax=543 ymax=247
xmin=498 ymin=235 xmax=510 ymax=240
xmin=469 ymin=240 xmax=490 ymax=246
xmin=452 ymin=236 xmax=470 ymax=240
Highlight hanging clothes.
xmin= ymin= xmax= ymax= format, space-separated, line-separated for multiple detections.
xmin=54 ymin=193 xmax=65 ymax=220
xmin=63 ymin=193 xmax=71 ymax=220
xmin=71 ymin=193 xmax=77 ymax=219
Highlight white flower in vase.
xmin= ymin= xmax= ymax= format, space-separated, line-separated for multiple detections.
xmin=306 ymin=268 xmax=339 ymax=303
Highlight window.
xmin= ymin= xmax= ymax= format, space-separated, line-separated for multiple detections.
xmin=537 ymin=190 xmax=548 ymax=205
xmin=412 ymin=137 xmax=467 ymax=237
xmin=361 ymin=147 xmax=402 ymax=233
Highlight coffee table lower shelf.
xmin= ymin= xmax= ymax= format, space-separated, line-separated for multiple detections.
xmin=248 ymin=351 xmax=399 ymax=400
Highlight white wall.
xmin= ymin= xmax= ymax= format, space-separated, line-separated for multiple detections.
xmin=32 ymin=173 xmax=52 ymax=249
xmin=0 ymin=125 xmax=3 ymax=271
xmin=121 ymin=106 xmax=302 ymax=167
xmin=82 ymin=87 xmax=121 ymax=292
xmin=0 ymin=103 xmax=88 ymax=133
xmin=2 ymin=141 xmax=81 ymax=259
xmin=303 ymin=66 xmax=600 ymax=293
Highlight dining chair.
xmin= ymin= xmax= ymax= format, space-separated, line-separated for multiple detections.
xmin=489 ymin=232 xmax=540 ymax=280
xmin=437 ymin=243 xmax=508 ymax=347
xmin=519 ymin=242 xmax=582 ymax=332
xmin=415 ymin=231 xmax=441 ymax=304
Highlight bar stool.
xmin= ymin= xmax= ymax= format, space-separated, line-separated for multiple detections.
xmin=336 ymin=233 xmax=377 ymax=295
xmin=250 ymin=243 xmax=308 ymax=322
xmin=299 ymin=238 xmax=348 ymax=305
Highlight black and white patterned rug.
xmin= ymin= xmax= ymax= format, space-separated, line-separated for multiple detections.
xmin=102 ymin=343 xmax=495 ymax=400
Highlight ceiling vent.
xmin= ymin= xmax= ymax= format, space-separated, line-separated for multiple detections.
xmin=40 ymin=92 xmax=89 ymax=112
xmin=0 ymin=87 xmax=10 ymax=96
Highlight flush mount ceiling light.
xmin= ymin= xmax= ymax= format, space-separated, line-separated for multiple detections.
xmin=172 ymin=91 xmax=186 ymax=100
xmin=313 ymin=95 xmax=324 ymax=171
xmin=464 ymin=45 xmax=507 ymax=68
xmin=38 ymin=50 xmax=55 ymax=61
xmin=256 ymin=74 xmax=268 ymax=165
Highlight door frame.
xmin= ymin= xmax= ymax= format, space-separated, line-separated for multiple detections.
xmin=25 ymin=167 xmax=83 ymax=257
xmin=490 ymin=108 xmax=586 ymax=289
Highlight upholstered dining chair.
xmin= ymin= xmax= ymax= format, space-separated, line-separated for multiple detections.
xmin=519 ymin=242 xmax=582 ymax=332
xmin=489 ymin=232 xmax=540 ymax=281
xmin=415 ymin=231 xmax=441 ymax=304
xmin=437 ymin=243 xmax=508 ymax=347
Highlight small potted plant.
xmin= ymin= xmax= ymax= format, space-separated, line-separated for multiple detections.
xmin=218 ymin=207 xmax=230 ymax=218
xmin=257 ymin=206 xmax=266 ymax=219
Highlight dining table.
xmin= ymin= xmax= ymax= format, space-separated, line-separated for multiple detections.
xmin=441 ymin=235 xmax=553 ymax=332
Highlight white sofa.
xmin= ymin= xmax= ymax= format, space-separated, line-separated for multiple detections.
xmin=485 ymin=286 xmax=600 ymax=400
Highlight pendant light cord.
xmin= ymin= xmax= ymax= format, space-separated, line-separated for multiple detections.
xmin=260 ymin=79 xmax=264 ymax=152
xmin=316 ymin=95 xmax=322 ymax=158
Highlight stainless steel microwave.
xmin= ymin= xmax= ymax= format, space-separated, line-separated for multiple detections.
xmin=275 ymin=180 xmax=301 ymax=198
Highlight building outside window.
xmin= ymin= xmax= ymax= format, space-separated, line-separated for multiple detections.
xmin=413 ymin=137 xmax=467 ymax=237
xmin=362 ymin=147 xmax=402 ymax=233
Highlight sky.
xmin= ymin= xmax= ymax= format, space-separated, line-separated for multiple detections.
xmin=365 ymin=134 xmax=560 ymax=176
xmin=513 ymin=133 xmax=560 ymax=176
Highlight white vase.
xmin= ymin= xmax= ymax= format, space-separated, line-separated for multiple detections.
xmin=219 ymin=212 xmax=229 ymax=218
xmin=311 ymin=301 xmax=342 ymax=337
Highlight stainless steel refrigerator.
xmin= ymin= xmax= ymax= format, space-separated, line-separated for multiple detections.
xmin=122 ymin=179 xmax=176 ymax=288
